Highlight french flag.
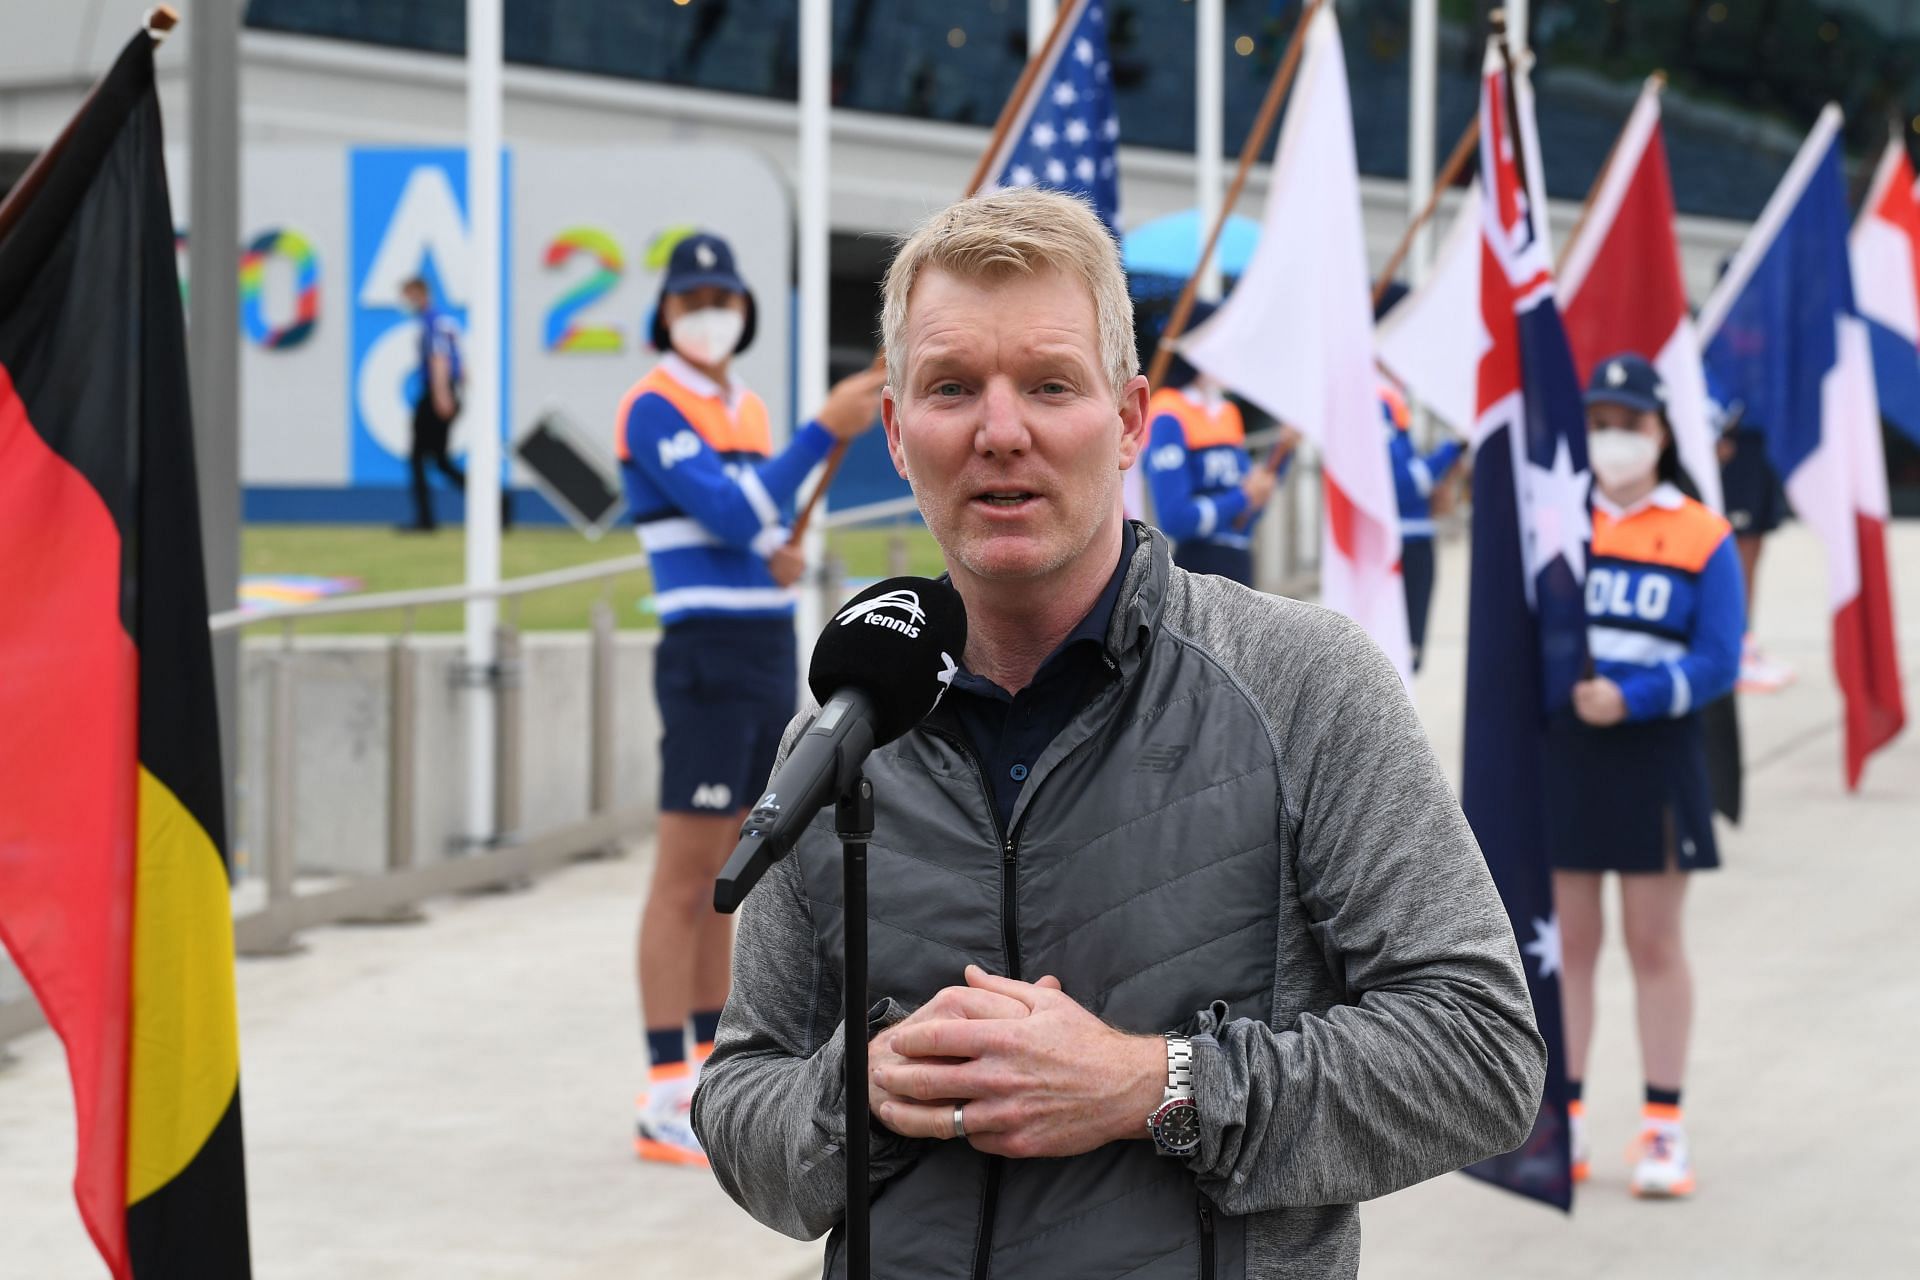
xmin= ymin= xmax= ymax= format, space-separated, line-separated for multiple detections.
xmin=1558 ymin=78 xmax=1722 ymax=513
xmin=1851 ymin=135 xmax=1920 ymax=449
xmin=1701 ymin=106 xmax=1907 ymax=790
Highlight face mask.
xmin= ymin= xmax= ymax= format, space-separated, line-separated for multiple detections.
xmin=669 ymin=307 xmax=745 ymax=365
xmin=1587 ymin=428 xmax=1659 ymax=491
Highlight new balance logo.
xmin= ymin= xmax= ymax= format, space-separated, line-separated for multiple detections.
xmin=1133 ymin=744 xmax=1188 ymax=774
xmin=690 ymin=783 xmax=733 ymax=810
xmin=657 ymin=430 xmax=702 ymax=468
xmin=835 ymin=589 xmax=927 ymax=639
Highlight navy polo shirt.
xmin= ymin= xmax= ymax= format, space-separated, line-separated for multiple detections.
xmin=946 ymin=526 xmax=1133 ymax=828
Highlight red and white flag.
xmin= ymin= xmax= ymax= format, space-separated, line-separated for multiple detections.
xmin=1558 ymin=79 xmax=1722 ymax=513
xmin=1181 ymin=4 xmax=1409 ymax=678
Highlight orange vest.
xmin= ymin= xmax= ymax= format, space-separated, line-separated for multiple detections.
xmin=1148 ymin=387 xmax=1245 ymax=451
xmin=615 ymin=364 xmax=772 ymax=461
xmin=1591 ymin=495 xmax=1730 ymax=574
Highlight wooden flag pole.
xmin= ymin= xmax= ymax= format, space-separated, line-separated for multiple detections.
xmin=789 ymin=0 xmax=1084 ymax=545
xmin=1554 ymin=71 xmax=1664 ymax=276
xmin=1146 ymin=0 xmax=1327 ymax=393
xmin=1369 ymin=112 xmax=1478 ymax=309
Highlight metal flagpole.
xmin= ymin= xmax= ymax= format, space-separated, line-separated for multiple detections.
xmin=1196 ymin=0 xmax=1224 ymax=302
xmin=796 ymin=0 xmax=831 ymax=660
xmin=187 ymin=0 xmax=242 ymax=836
xmin=464 ymin=0 xmax=503 ymax=849
xmin=1407 ymin=0 xmax=1438 ymax=445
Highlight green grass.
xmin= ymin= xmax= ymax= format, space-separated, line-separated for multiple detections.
xmin=240 ymin=522 xmax=945 ymax=635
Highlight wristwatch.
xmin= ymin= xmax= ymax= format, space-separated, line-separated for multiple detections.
xmin=1146 ymin=1034 xmax=1200 ymax=1157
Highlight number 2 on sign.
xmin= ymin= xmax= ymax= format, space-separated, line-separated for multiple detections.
xmin=543 ymin=226 xmax=625 ymax=353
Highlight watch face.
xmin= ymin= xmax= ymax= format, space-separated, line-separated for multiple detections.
xmin=1152 ymin=1099 xmax=1201 ymax=1153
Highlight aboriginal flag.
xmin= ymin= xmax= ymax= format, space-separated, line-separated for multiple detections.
xmin=0 ymin=30 xmax=252 ymax=1280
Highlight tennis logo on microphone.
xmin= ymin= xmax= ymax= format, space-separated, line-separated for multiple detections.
xmin=835 ymin=589 xmax=927 ymax=638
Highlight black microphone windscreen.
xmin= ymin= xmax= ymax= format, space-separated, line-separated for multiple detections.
xmin=809 ymin=576 xmax=968 ymax=746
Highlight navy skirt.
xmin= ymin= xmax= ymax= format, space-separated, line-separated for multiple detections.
xmin=1542 ymin=712 xmax=1721 ymax=874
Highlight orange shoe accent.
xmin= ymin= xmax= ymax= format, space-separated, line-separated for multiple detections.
xmin=635 ymin=1135 xmax=711 ymax=1168
xmin=648 ymin=1060 xmax=693 ymax=1084
xmin=1642 ymin=1102 xmax=1683 ymax=1125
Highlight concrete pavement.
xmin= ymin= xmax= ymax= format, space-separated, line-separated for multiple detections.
xmin=4 ymin=522 xmax=1918 ymax=1278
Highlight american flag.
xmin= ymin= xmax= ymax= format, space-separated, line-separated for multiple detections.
xmin=986 ymin=0 xmax=1121 ymax=228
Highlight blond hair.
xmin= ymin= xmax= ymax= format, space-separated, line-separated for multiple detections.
xmin=880 ymin=188 xmax=1137 ymax=401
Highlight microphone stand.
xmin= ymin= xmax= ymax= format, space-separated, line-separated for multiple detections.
xmin=837 ymin=772 xmax=874 ymax=1280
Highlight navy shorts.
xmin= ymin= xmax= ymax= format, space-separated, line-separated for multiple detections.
xmin=655 ymin=617 xmax=797 ymax=815
xmin=1720 ymin=428 xmax=1787 ymax=536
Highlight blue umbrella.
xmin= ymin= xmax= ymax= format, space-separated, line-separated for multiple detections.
xmin=1122 ymin=208 xmax=1261 ymax=281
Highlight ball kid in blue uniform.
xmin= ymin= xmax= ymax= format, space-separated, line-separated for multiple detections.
xmin=1546 ymin=353 xmax=1745 ymax=1201
xmin=1143 ymin=303 xmax=1294 ymax=585
xmin=1383 ymin=382 xmax=1464 ymax=671
xmin=617 ymin=231 xmax=884 ymax=1168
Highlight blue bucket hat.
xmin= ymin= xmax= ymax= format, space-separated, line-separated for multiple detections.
xmin=1585 ymin=352 xmax=1666 ymax=416
xmin=649 ymin=231 xmax=757 ymax=355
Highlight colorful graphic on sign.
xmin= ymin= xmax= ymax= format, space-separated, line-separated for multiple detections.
xmin=543 ymin=227 xmax=625 ymax=353
xmin=348 ymin=148 xmax=512 ymax=485
xmin=240 ymin=227 xmax=320 ymax=349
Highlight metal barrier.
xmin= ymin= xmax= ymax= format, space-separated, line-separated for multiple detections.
xmin=2 ymin=553 xmax=661 ymax=1043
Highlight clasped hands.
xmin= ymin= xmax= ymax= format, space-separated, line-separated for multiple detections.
xmin=867 ymin=964 xmax=1167 ymax=1161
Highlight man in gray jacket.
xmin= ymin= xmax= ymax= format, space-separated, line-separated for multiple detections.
xmin=692 ymin=188 xmax=1546 ymax=1279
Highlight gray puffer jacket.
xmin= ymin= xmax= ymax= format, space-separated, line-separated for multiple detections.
xmin=694 ymin=525 xmax=1545 ymax=1279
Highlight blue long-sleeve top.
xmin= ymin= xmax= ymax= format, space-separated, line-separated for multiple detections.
xmin=1586 ymin=483 xmax=1746 ymax=721
xmin=1389 ymin=428 xmax=1464 ymax=537
xmin=616 ymin=355 xmax=835 ymax=624
xmin=1144 ymin=387 xmax=1290 ymax=549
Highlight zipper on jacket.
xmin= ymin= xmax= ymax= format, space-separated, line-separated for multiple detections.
xmin=923 ymin=726 xmax=1017 ymax=1280
xmin=1197 ymin=1196 xmax=1216 ymax=1280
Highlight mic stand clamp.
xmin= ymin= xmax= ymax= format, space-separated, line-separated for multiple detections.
xmin=837 ymin=771 xmax=875 ymax=1280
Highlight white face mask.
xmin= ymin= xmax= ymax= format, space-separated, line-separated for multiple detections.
xmin=669 ymin=307 xmax=745 ymax=366
xmin=1587 ymin=428 xmax=1660 ymax=491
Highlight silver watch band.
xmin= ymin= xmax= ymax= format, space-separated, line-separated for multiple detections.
xmin=1164 ymin=1035 xmax=1193 ymax=1096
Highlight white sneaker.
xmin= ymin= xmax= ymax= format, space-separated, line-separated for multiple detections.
xmin=1738 ymin=635 xmax=1795 ymax=694
xmin=1629 ymin=1124 xmax=1695 ymax=1198
xmin=1569 ymin=1104 xmax=1590 ymax=1184
xmin=635 ymin=1067 xmax=708 ymax=1168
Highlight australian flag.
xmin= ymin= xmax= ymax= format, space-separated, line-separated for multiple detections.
xmin=1460 ymin=40 xmax=1590 ymax=1212
xmin=986 ymin=0 xmax=1120 ymax=228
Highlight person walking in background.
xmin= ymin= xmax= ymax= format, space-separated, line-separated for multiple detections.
xmin=1141 ymin=301 xmax=1296 ymax=586
xmin=1384 ymin=381 xmax=1464 ymax=672
xmin=1548 ymin=353 xmax=1745 ymax=1200
xmin=617 ymin=231 xmax=883 ymax=1168
xmin=1713 ymin=390 xmax=1795 ymax=691
xmin=400 ymin=275 xmax=466 ymax=532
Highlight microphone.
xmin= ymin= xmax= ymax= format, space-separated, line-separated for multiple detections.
xmin=713 ymin=576 xmax=967 ymax=912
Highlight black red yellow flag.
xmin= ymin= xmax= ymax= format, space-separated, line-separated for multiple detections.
xmin=0 ymin=28 xmax=252 ymax=1279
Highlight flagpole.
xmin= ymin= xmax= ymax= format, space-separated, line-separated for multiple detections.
xmin=1370 ymin=113 xmax=1478 ymax=308
xmin=787 ymin=0 xmax=1083 ymax=543
xmin=1146 ymin=0 xmax=1327 ymax=392
xmin=796 ymin=0 xmax=832 ymax=652
xmin=463 ymin=0 xmax=503 ymax=850
xmin=1196 ymin=0 xmax=1225 ymax=302
xmin=1555 ymin=73 xmax=1665 ymax=275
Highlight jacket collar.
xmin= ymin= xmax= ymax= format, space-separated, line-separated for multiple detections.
xmin=659 ymin=351 xmax=749 ymax=412
xmin=1592 ymin=481 xmax=1684 ymax=520
xmin=1105 ymin=520 xmax=1169 ymax=671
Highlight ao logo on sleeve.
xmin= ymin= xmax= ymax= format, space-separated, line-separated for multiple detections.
xmin=1586 ymin=566 xmax=1671 ymax=623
